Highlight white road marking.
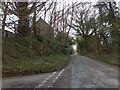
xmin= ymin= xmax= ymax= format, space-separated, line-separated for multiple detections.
xmin=43 ymin=80 xmax=47 ymax=83
xmin=46 ymin=78 xmax=49 ymax=80
xmin=35 ymin=69 xmax=65 ymax=88
xmin=35 ymin=72 xmax=56 ymax=88
xmin=49 ymin=69 xmax=65 ymax=87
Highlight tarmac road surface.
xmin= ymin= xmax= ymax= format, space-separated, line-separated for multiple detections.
xmin=2 ymin=55 xmax=119 ymax=88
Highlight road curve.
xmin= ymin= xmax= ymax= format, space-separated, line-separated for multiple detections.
xmin=2 ymin=55 xmax=119 ymax=88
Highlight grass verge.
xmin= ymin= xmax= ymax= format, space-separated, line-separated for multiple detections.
xmin=2 ymin=37 xmax=69 ymax=77
xmin=2 ymin=55 xmax=69 ymax=77
xmin=85 ymin=53 xmax=119 ymax=66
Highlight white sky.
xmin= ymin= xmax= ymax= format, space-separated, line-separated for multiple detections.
xmin=1 ymin=0 xmax=120 ymax=33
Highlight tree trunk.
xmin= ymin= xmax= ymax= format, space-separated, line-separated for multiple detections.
xmin=17 ymin=2 xmax=29 ymax=37
xmin=32 ymin=10 xmax=37 ymax=36
xmin=2 ymin=2 xmax=8 ymax=37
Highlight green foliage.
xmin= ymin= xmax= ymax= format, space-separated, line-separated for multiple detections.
xmin=76 ymin=37 xmax=87 ymax=55
xmin=105 ymin=54 xmax=119 ymax=65
xmin=85 ymin=52 xmax=119 ymax=66
xmin=74 ymin=2 xmax=119 ymax=66
xmin=2 ymin=34 xmax=71 ymax=77
xmin=3 ymin=54 xmax=69 ymax=77
xmin=50 ymin=39 xmax=62 ymax=53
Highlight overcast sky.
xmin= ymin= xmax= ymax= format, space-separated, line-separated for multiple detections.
xmin=56 ymin=0 xmax=120 ymax=7
xmin=1 ymin=0 xmax=120 ymax=33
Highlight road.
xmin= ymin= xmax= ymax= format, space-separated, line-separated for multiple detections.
xmin=2 ymin=55 xmax=119 ymax=89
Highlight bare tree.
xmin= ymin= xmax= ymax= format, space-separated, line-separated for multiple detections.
xmin=2 ymin=2 xmax=8 ymax=37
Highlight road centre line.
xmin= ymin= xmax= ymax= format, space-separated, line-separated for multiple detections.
xmin=35 ymin=72 xmax=56 ymax=88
